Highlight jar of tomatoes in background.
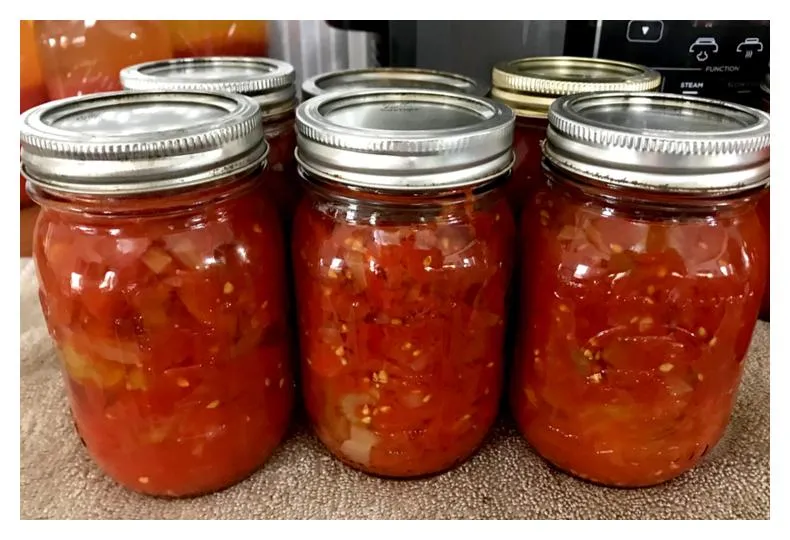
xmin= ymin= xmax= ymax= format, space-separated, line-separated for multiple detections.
xmin=34 ymin=20 xmax=173 ymax=99
xmin=120 ymin=57 xmax=300 ymax=222
xmin=21 ymin=91 xmax=294 ymax=497
xmin=490 ymin=57 xmax=661 ymax=210
xmin=757 ymin=73 xmax=770 ymax=321
xmin=293 ymin=89 xmax=515 ymax=477
xmin=301 ymin=67 xmax=488 ymax=100
xmin=167 ymin=20 xmax=268 ymax=58
xmin=512 ymin=92 xmax=770 ymax=488
xmin=20 ymin=20 xmax=48 ymax=209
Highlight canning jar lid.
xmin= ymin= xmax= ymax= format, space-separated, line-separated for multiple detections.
xmin=120 ymin=57 xmax=296 ymax=116
xmin=295 ymin=88 xmax=515 ymax=191
xmin=491 ymin=56 xmax=661 ymax=118
xmin=20 ymin=90 xmax=267 ymax=196
xmin=544 ymin=92 xmax=771 ymax=193
xmin=301 ymin=67 xmax=489 ymax=100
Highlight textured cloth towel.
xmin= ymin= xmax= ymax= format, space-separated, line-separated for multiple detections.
xmin=19 ymin=259 xmax=770 ymax=519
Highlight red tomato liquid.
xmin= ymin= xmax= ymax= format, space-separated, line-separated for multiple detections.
xmin=502 ymin=117 xmax=549 ymax=369
xmin=507 ymin=116 xmax=548 ymax=211
xmin=511 ymin=167 xmax=767 ymax=487
xmin=292 ymin=179 xmax=515 ymax=477
xmin=264 ymin=117 xmax=299 ymax=225
xmin=32 ymin=172 xmax=294 ymax=497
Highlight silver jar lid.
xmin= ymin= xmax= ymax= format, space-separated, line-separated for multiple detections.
xmin=301 ymin=67 xmax=488 ymax=100
xmin=120 ymin=57 xmax=296 ymax=117
xmin=544 ymin=92 xmax=770 ymax=194
xmin=20 ymin=90 xmax=267 ymax=196
xmin=295 ymin=88 xmax=515 ymax=191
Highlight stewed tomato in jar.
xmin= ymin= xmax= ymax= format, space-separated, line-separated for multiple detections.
xmin=490 ymin=58 xmax=662 ymax=362
xmin=490 ymin=57 xmax=661 ymax=212
xmin=33 ymin=20 xmax=172 ymax=99
xmin=21 ymin=91 xmax=294 ymax=497
xmin=293 ymin=89 xmax=515 ymax=477
xmin=166 ymin=21 xmax=269 ymax=58
xmin=121 ymin=57 xmax=299 ymax=224
xmin=511 ymin=92 xmax=770 ymax=487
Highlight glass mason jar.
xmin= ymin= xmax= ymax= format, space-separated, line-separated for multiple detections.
xmin=34 ymin=20 xmax=172 ymax=100
xmin=120 ymin=57 xmax=299 ymax=225
xmin=20 ymin=20 xmax=49 ymax=208
xmin=511 ymin=92 xmax=770 ymax=488
xmin=490 ymin=57 xmax=661 ymax=212
xmin=301 ymin=67 xmax=488 ymax=100
xmin=20 ymin=91 xmax=294 ymax=497
xmin=757 ymin=74 xmax=770 ymax=321
xmin=166 ymin=21 xmax=269 ymax=58
xmin=293 ymin=89 xmax=516 ymax=477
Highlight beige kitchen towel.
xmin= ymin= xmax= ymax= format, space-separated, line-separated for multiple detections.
xmin=19 ymin=258 xmax=770 ymax=519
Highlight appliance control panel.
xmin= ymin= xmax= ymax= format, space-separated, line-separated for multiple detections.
xmin=565 ymin=20 xmax=769 ymax=105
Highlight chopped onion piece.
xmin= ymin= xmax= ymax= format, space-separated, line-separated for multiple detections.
xmin=232 ymin=324 xmax=263 ymax=358
xmin=410 ymin=354 xmax=429 ymax=372
xmin=141 ymin=306 xmax=168 ymax=329
xmin=666 ymin=378 xmax=694 ymax=397
xmin=473 ymin=311 xmax=501 ymax=327
xmin=401 ymin=391 xmax=425 ymax=409
xmin=374 ymin=229 xmax=403 ymax=246
xmin=345 ymin=251 xmax=367 ymax=286
xmin=61 ymin=345 xmax=91 ymax=380
xmin=341 ymin=393 xmax=373 ymax=423
xmin=165 ymin=235 xmax=204 ymax=269
xmin=125 ymin=368 xmax=147 ymax=390
xmin=557 ymin=225 xmax=578 ymax=243
xmin=414 ymin=230 xmax=437 ymax=250
xmin=318 ymin=326 xmax=342 ymax=346
xmin=90 ymin=338 xmax=141 ymax=365
xmin=61 ymin=345 xmax=125 ymax=388
xmin=339 ymin=425 xmax=379 ymax=466
xmin=141 ymin=247 xmax=173 ymax=274
xmin=163 ymin=275 xmax=183 ymax=288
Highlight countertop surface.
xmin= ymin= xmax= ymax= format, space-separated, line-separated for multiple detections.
xmin=19 ymin=259 xmax=771 ymax=520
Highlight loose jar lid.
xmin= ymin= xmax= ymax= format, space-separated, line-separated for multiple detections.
xmin=120 ymin=57 xmax=296 ymax=116
xmin=295 ymin=88 xmax=515 ymax=191
xmin=301 ymin=67 xmax=488 ymax=100
xmin=544 ymin=92 xmax=771 ymax=194
xmin=20 ymin=90 xmax=267 ymax=196
xmin=491 ymin=56 xmax=661 ymax=118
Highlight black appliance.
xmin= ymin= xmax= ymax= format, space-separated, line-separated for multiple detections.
xmin=327 ymin=20 xmax=770 ymax=106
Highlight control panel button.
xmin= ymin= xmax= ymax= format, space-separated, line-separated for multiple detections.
xmin=627 ymin=20 xmax=664 ymax=43
xmin=737 ymin=37 xmax=764 ymax=58
xmin=689 ymin=37 xmax=719 ymax=62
